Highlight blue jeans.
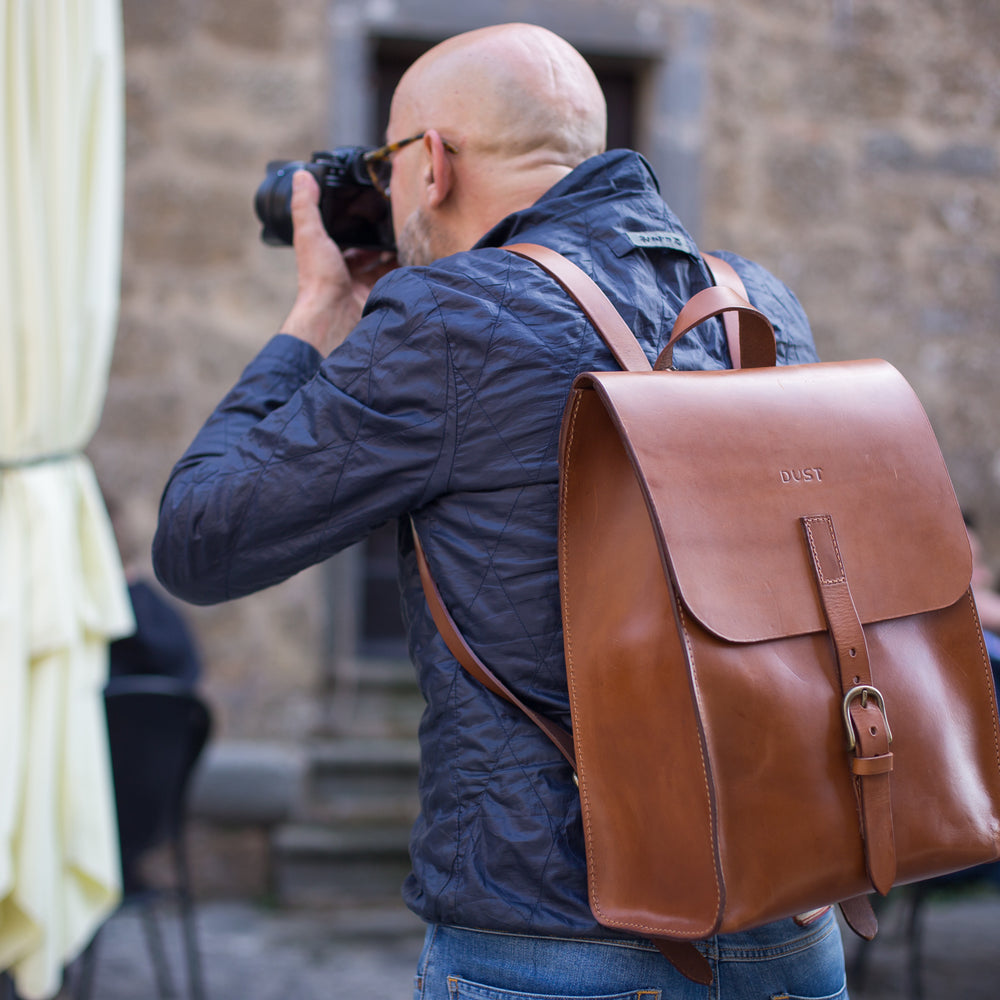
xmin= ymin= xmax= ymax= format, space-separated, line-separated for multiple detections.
xmin=413 ymin=910 xmax=848 ymax=1000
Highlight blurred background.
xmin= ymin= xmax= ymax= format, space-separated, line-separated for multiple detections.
xmin=87 ymin=0 xmax=1000 ymax=902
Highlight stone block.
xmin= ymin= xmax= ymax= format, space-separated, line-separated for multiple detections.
xmin=123 ymin=0 xmax=198 ymax=48
xmin=189 ymin=741 xmax=307 ymax=826
xmin=204 ymin=0 xmax=286 ymax=52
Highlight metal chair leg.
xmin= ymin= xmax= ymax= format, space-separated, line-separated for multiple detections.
xmin=906 ymin=887 xmax=928 ymax=1000
xmin=177 ymin=893 xmax=206 ymax=1000
xmin=847 ymin=938 xmax=873 ymax=990
xmin=846 ymin=891 xmax=888 ymax=991
xmin=175 ymin=838 xmax=207 ymax=1000
xmin=139 ymin=904 xmax=176 ymax=998
xmin=73 ymin=932 xmax=100 ymax=1000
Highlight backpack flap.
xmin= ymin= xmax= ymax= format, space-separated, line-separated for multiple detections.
xmin=584 ymin=358 xmax=972 ymax=642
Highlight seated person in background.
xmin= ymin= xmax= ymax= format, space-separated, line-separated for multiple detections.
xmin=106 ymin=494 xmax=202 ymax=687
xmin=110 ymin=579 xmax=202 ymax=687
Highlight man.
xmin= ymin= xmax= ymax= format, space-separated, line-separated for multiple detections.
xmin=154 ymin=23 xmax=849 ymax=998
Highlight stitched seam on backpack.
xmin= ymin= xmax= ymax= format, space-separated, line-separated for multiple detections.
xmin=559 ymin=393 xmax=597 ymax=903
xmin=675 ymin=602 xmax=724 ymax=935
xmin=968 ymin=589 xmax=1000 ymax=773
xmin=562 ymin=388 xmax=719 ymax=939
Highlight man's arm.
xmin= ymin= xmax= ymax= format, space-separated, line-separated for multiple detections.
xmin=152 ymin=176 xmax=445 ymax=606
xmin=151 ymin=334 xmax=324 ymax=603
xmin=152 ymin=264 xmax=456 ymax=606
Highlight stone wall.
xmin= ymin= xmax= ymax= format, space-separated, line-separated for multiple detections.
xmin=704 ymin=0 xmax=1000 ymax=525
xmin=89 ymin=0 xmax=1000 ymax=743
xmin=92 ymin=0 xmax=331 ymax=738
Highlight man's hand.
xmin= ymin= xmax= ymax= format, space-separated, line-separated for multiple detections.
xmin=279 ymin=171 xmax=397 ymax=355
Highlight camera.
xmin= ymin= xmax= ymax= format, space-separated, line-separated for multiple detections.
xmin=254 ymin=147 xmax=395 ymax=251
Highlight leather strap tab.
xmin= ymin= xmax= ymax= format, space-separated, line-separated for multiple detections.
xmin=651 ymin=939 xmax=713 ymax=985
xmin=802 ymin=515 xmax=896 ymax=896
xmin=702 ymin=252 xmax=746 ymax=368
xmin=838 ymin=895 xmax=878 ymax=941
xmin=654 ymin=285 xmax=776 ymax=371
xmin=851 ymin=753 xmax=894 ymax=776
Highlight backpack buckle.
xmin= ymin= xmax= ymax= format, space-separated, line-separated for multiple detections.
xmin=842 ymin=684 xmax=893 ymax=751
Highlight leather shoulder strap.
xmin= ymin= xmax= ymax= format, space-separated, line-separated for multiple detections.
xmin=507 ymin=242 xmax=762 ymax=372
xmin=504 ymin=243 xmax=652 ymax=373
xmin=410 ymin=521 xmax=577 ymax=771
xmin=411 ymin=243 xmax=761 ymax=767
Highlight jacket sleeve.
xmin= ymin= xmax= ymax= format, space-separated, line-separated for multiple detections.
xmin=153 ymin=271 xmax=455 ymax=605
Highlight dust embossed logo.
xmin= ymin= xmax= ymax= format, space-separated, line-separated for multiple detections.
xmin=780 ymin=467 xmax=824 ymax=484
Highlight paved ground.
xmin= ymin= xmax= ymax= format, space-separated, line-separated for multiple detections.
xmin=54 ymin=899 xmax=426 ymax=1000
xmin=843 ymin=890 xmax=1000 ymax=1000
xmin=11 ymin=889 xmax=997 ymax=999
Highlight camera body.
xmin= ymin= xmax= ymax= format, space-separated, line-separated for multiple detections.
xmin=254 ymin=147 xmax=395 ymax=251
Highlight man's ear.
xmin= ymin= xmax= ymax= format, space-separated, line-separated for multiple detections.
xmin=423 ymin=129 xmax=454 ymax=208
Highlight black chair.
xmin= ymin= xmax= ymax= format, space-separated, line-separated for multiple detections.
xmin=74 ymin=675 xmax=212 ymax=1000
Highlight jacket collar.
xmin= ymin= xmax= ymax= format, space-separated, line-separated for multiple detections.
xmin=473 ymin=149 xmax=697 ymax=260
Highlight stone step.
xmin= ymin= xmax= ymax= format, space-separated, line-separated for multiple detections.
xmin=303 ymin=737 xmax=421 ymax=826
xmin=320 ymin=659 xmax=425 ymax=739
xmin=189 ymin=741 xmax=307 ymax=827
xmin=354 ymin=657 xmax=422 ymax=693
xmin=271 ymin=823 xmax=413 ymax=906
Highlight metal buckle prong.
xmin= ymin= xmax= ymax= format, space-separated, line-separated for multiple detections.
xmin=842 ymin=684 xmax=893 ymax=752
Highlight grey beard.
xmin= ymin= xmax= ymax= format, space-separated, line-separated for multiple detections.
xmin=395 ymin=206 xmax=438 ymax=267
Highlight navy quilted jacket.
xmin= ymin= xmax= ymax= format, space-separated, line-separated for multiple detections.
xmin=153 ymin=150 xmax=818 ymax=936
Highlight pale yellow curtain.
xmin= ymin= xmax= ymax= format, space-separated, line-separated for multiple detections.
xmin=0 ymin=1 xmax=134 ymax=996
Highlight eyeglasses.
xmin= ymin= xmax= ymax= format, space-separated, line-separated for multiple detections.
xmin=363 ymin=132 xmax=459 ymax=198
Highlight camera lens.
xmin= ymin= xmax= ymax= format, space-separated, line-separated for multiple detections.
xmin=255 ymin=160 xmax=306 ymax=247
xmin=255 ymin=149 xmax=395 ymax=251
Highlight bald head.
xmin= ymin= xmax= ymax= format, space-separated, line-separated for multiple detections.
xmin=385 ymin=25 xmax=608 ymax=263
xmin=392 ymin=24 xmax=607 ymax=169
